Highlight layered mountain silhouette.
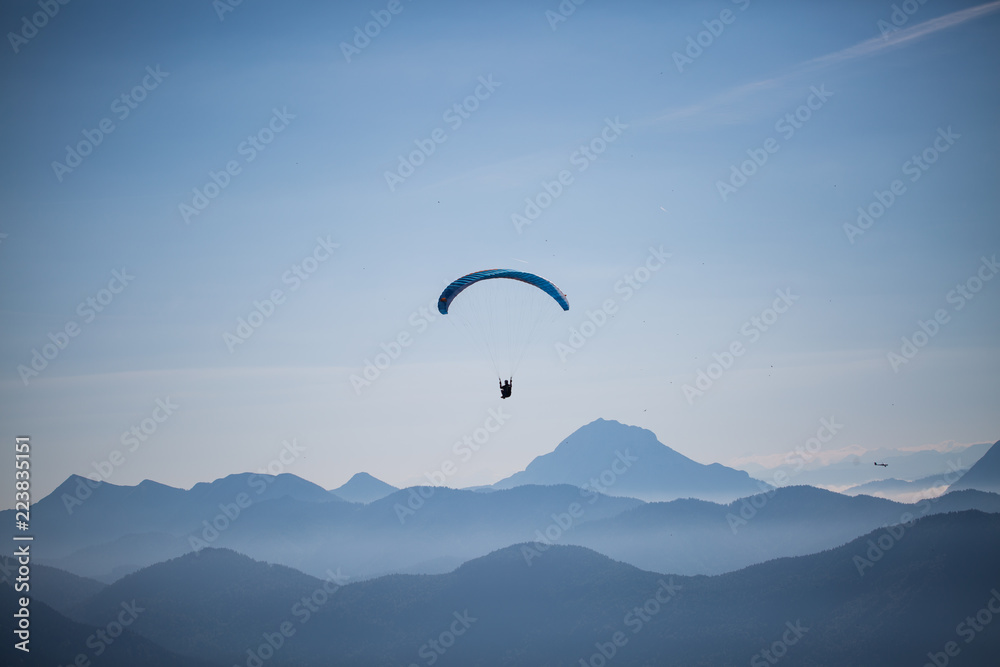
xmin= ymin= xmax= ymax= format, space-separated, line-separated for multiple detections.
xmin=8 ymin=422 xmax=997 ymax=585
xmin=948 ymin=439 xmax=1000 ymax=494
xmin=331 ymin=472 xmax=398 ymax=503
xmin=19 ymin=471 xmax=341 ymax=557
xmin=13 ymin=473 xmax=998 ymax=582
xmin=51 ymin=511 xmax=1000 ymax=667
xmin=493 ymin=418 xmax=766 ymax=502
xmin=567 ymin=484 xmax=1000 ymax=574
xmin=8 ymin=421 xmax=999 ymax=665
xmin=8 ymin=482 xmax=640 ymax=581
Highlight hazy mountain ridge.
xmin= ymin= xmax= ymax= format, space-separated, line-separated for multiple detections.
xmin=4 ymin=472 xmax=344 ymax=561
xmin=844 ymin=472 xmax=966 ymax=496
xmin=67 ymin=549 xmax=328 ymax=664
xmin=16 ymin=482 xmax=641 ymax=581
xmin=948 ymin=438 xmax=1000 ymax=494
xmin=56 ymin=511 xmax=1000 ymax=666
xmin=9 ymin=426 xmax=998 ymax=584
xmin=188 ymin=483 xmax=644 ymax=580
xmin=564 ymin=484 xmax=1000 ymax=574
xmin=20 ymin=475 xmax=1000 ymax=586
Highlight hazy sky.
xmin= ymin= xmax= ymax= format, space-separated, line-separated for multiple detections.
xmin=1 ymin=0 xmax=998 ymax=505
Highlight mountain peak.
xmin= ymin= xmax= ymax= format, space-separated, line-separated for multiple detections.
xmin=188 ymin=472 xmax=339 ymax=504
xmin=332 ymin=472 xmax=398 ymax=504
xmin=948 ymin=438 xmax=1000 ymax=494
xmin=493 ymin=418 xmax=766 ymax=503
xmin=52 ymin=473 xmax=108 ymax=493
xmin=346 ymin=472 xmax=382 ymax=483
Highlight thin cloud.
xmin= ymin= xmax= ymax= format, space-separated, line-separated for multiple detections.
xmin=729 ymin=439 xmax=985 ymax=470
xmin=729 ymin=444 xmax=868 ymax=470
xmin=652 ymin=1 xmax=1000 ymax=125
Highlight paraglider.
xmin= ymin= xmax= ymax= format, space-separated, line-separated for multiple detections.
xmin=438 ymin=269 xmax=569 ymax=394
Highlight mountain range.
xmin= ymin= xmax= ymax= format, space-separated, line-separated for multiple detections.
xmin=5 ymin=420 xmax=999 ymax=665
xmin=10 ymin=476 xmax=1000 ymax=583
xmin=6 ymin=511 xmax=999 ymax=667
xmin=5 ymin=421 xmax=998 ymax=584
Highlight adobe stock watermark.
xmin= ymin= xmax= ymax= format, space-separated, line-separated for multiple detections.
xmin=578 ymin=578 xmax=681 ymax=666
xmin=511 ymin=117 xmax=628 ymax=233
xmin=340 ymin=0 xmax=412 ymax=63
xmin=223 ymin=236 xmax=339 ymax=352
xmin=921 ymin=588 xmax=1000 ymax=667
xmin=877 ymin=0 xmax=931 ymax=39
xmin=188 ymin=438 xmax=306 ymax=551
xmin=7 ymin=0 xmax=72 ymax=54
xmin=350 ymin=298 xmax=439 ymax=395
xmin=886 ymin=254 xmax=997 ymax=372
xmin=672 ymin=0 xmax=751 ymax=73
xmin=726 ymin=417 xmax=843 ymax=534
xmin=853 ymin=459 xmax=964 ymax=576
xmin=521 ymin=449 xmax=637 ymax=566
xmin=407 ymin=610 xmax=477 ymax=667
xmin=555 ymin=245 xmax=670 ymax=362
xmin=716 ymin=85 xmax=832 ymax=202
xmin=682 ymin=288 xmax=798 ymax=405
xmin=179 ymin=107 xmax=295 ymax=224
xmin=750 ymin=620 xmax=809 ymax=667
xmin=235 ymin=567 xmax=349 ymax=667
xmin=213 ymin=0 xmax=245 ymax=21
xmin=61 ymin=397 xmax=180 ymax=515
xmin=843 ymin=127 xmax=960 ymax=244
xmin=17 ymin=267 xmax=134 ymax=386
xmin=384 ymin=74 xmax=501 ymax=192
xmin=394 ymin=407 xmax=511 ymax=524
xmin=51 ymin=66 xmax=169 ymax=182
xmin=545 ymin=0 xmax=587 ymax=31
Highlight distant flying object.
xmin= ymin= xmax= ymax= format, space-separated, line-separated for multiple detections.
xmin=874 ymin=462 xmax=888 ymax=467
xmin=438 ymin=269 xmax=569 ymax=398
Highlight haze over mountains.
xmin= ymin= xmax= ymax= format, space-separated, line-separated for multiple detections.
xmin=6 ymin=512 xmax=999 ymax=666
xmin=843 ymin=473 xmax=968 ymax=502
xmin=740 ymin=440 xmax=993 ymax=494
xmin=4 ymin=420 xmax=999 ymax=584
xmin=4 ymin=419 xmax=999 ymax=664
xmin=6 ymin=468 xmax=999 ymax=584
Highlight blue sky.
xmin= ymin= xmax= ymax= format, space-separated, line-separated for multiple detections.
xmin=1 ymin=0 xmax=998 ymax=504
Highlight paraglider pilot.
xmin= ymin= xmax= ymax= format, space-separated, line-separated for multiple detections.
xmin=500 ymin=378 xmax=512 ymax=399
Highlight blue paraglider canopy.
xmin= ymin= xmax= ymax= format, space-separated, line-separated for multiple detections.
xmin=438 ymin=269 xmax=570 ymax=315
